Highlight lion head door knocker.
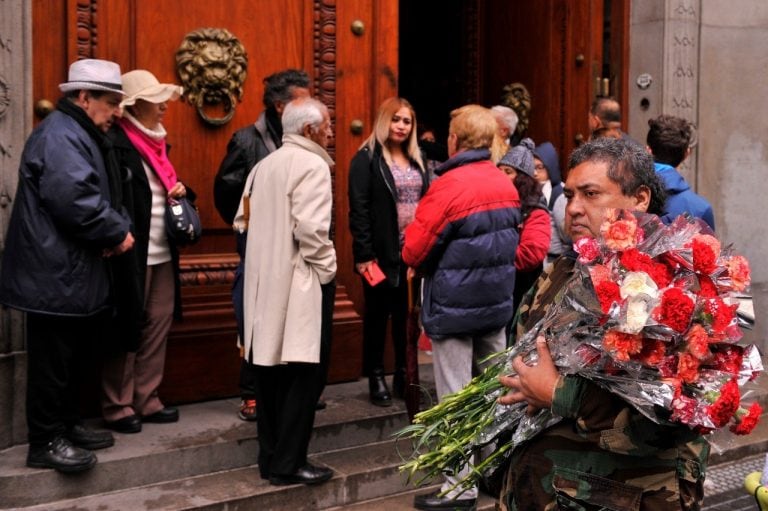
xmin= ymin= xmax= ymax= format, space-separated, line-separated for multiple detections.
xmin=175 ymin=28 xmax=248 ymax=126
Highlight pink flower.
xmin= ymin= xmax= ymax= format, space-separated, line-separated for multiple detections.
xmin=601 ymin=215 xmax=638 ymax=251
xmin=685 ymin=324 xmax=711 ymax=360
xmin=725 ymin=255 xmax=751 ymax=292
xmin=574 ymin=237 xmax=601 ymax=264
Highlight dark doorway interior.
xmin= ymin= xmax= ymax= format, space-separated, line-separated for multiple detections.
xmin=399 ymin=1 xmax=468 ymax=144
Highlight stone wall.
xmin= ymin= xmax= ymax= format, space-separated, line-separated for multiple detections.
xmin=628 ymin=0 xmax=768 ymax=350
xmin=0 ymin=0 xmax=31 ymax=449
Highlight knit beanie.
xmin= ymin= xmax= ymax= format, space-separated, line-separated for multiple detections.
xmin=498 ymin=138 xmax=535 ymax=177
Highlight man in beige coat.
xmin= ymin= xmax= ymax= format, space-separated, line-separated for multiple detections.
xmin=234 ymin=97 xmax=336 ymax=485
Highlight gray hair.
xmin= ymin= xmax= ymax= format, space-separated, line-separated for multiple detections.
xmin=491 ymin=105 xmax=519 ymax=134
xmin=282 ymin=98 xmax=327 ymax=135
xmin=569 ymin=137 xmax=667 ymax=215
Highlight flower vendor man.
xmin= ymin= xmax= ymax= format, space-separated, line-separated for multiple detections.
xmin=498 ymin=137 xmax=710 ymax=510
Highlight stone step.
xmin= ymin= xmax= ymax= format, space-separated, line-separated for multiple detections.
xmin=325 ymin=486 xmax=497 ymax=511
xmin=19 ymin=439 xmax=432 ymax=511
xmin=0 ymin=373 xmax=421 ymax=509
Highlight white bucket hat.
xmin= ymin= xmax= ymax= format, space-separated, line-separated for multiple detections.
xmin=120 ymin=70 xmax=183 ymax=107
xmin=58 ymin=59 xmax=125 ymax=95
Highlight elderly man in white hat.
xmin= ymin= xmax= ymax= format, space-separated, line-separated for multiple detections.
xmin=100 ymin=69 xmax=190 ymax=434
xmin=0 ymin=59 xmax=135 ymax=473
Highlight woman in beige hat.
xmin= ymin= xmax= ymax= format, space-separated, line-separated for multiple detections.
xmin=101 ymin=69 xmax=193 ymax=433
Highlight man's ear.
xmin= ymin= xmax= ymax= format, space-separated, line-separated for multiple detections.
xmin=634 ymin=185 xmax=651 ymax=212
xmin=301 ymin=123 xmax=314 ymax=139
xmin=77 ymin=90 xmax=90 ymax=105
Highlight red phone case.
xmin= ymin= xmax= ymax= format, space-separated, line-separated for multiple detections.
xmin=363 ymin=262 xmax=386 ymax=286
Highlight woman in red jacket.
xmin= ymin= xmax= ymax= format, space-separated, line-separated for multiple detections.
xmin=497 ymin=138 xmax=551 ymax=317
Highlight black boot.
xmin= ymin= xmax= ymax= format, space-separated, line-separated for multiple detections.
xmin=369 ymin=368 xmax=392 ymax=407
xmin=392 ymin=367 xmax=406 ymax=399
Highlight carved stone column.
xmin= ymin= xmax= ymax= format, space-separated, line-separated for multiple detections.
xmin=628 ymin=0 xmax=701 ymax=178
xmin=0 ymin=0 xmax=32 ymax=449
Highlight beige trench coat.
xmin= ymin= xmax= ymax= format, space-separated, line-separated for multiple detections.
xmin=234 ymin=133 xmax=336 ymax=366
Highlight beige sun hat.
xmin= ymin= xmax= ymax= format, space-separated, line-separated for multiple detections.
xmin=59 ymin=59 xmax=125 ymax=95
xmin=120 ymin=70 xmax=183 ymax=107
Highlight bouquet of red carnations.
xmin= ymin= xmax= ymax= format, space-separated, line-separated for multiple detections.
xmin=398 ymin=210 xmax=762 ymax=494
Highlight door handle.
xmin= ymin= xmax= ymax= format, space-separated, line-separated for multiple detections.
xmin=34 ymin=99 xmax=54 ymax=119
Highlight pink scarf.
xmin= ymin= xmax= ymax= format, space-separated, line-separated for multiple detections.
xmin=118 ymin=117 xmax=177 ymax=191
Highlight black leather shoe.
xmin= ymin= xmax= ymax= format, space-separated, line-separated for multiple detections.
xmin=369 ymin=369 xmax=392 ymax=407
xmin=67 ymin=424 xmax=114 ymax=450
xmin=392 ymin=368 xmax=406 ymax=399
xmin=27 ymin=437 xmax=97 ymax=473
xmin=142 ymin=407 xmax=179 ymax=423
xmin=315 ymin=399 xmax=327 ymax=410
xmin=104 ymin=414 xmax=142 ymax=433
xmin=413 ymin=490 xmax=477 ymax=510
xmin=269 ymin=463 xmax=333 ymax=486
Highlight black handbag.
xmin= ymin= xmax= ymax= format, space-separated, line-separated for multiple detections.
xmin=165 ymin=197 xmax=202 ymax=246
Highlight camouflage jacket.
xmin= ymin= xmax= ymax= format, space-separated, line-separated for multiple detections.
xmin=499 ymin=255 xmax=709 ymax=511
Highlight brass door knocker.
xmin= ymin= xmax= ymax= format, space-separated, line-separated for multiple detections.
xmin=175 ymin=28 xmax=248 ymax=126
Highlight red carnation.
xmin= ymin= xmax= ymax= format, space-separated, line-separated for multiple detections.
xmin=730 ymin=402 xmax=763 ymax=435
xmin=692 ymin=234 xmax=720 ymax=274
xmin=698 ymin=276 xmax=719 ymax=298
xmin=677 ymin=353 xmax=700 ymax=384
xmin=707 ymin=297 xmax=736 ymax=335
xmin=620 ymin=249 xmax=673 ymax=287
xmin=595 ymin=280 xmax=621 ymax=314
xmin=707 ymin=378 xmax=740 ymax=428
xmin=602 ymin=330 xmax=643 ymax=361
xmin=633 ymin=339 xmax=667 ymax=366
xmin=654 ymin=287 xmax=695 ymax=332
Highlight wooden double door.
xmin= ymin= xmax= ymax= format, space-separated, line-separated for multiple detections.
xmin=31 ymin=0 xmax=627 ymax=405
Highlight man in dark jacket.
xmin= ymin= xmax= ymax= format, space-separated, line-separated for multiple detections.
xmin=403 ymin=105 xmax=521 ymax=510
xmin=213 ymin=69 xmax=311 ymax=422
xmin=0 ymin=59 xmax=134 ymax=473
xmin=646 ymin=114 xmax=715 ymax=230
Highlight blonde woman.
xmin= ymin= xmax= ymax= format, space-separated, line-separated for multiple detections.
xmin=348 ymin=97 xmax=428 ymax=406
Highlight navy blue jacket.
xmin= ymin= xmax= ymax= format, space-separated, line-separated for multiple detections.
xmin=0 ymin=110 xmax=130 ymax=316
xmin=402 ymin=149 xmax=521 ymax=339
xmin=655 ymin=162 xmax=715 ymax=230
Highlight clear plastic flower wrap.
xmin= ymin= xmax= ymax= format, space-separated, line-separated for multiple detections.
xmin=397 ymin=210 xmax=763 ymax=495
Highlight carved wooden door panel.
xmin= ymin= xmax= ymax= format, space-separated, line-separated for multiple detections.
xmin=32 ymin=0 xmax=398 ymax=405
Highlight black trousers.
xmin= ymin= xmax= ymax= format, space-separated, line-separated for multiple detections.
xmin=26 ymin=312 xmax=103 ymax=446
xmin=361 ymin=266 xmax=407 ymax=376
xmin=254 ymin=281 xmax=335 ymax=476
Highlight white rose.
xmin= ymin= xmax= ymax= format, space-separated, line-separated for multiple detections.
xmin=623 ymin=297 xmax=651 ymax=333
xmin=620 ymin=271 xmax=658 ymax=299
